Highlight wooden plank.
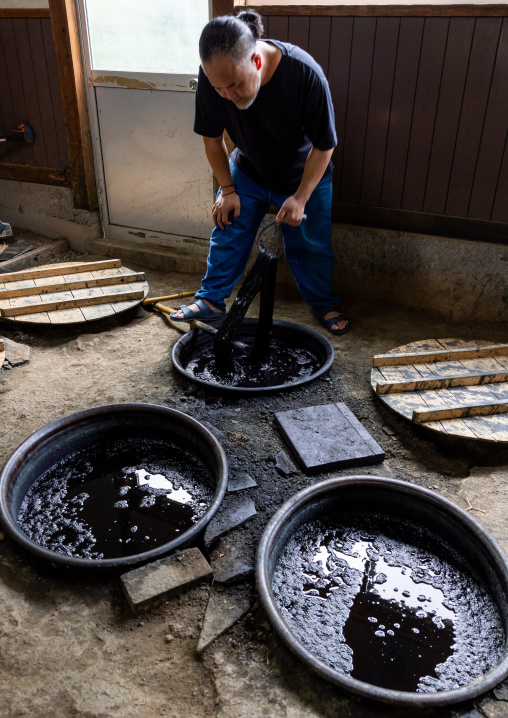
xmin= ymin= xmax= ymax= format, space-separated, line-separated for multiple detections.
xmin=0 ymin=272 xmax=146 ymax=299
xmin=308 ymin=16 xmax=331 ymax=76
xmin=267 ymin=15 xmax=289 ymax=41
xmin=81 ymin=303 xmax=115 ymax=321
xmin=42 ymin=17 xmax=69 ymax=170
xmin=381 ymin=18 xmax=425 ymax=209
xmin=0 ymin=163 xmax=70 ymax=186
xmin=247 ymin=6 xmax=508 ymax=18
xmin=4 ymin=19 xmax=36 ymax=167
xmin=0 ymin=10 xmax=51 ymax=18
xmin=376 ymin=371 xmax=508 ymax=395
xmin=0 ymin=290 xmax=144 ymax=317
xmin=48 ymin=308 xmax=85 ymax=324
xmin=445 ymin=18 xmax=503 ymax=218
xmin=328 ymin=17 xmax=354 ymax=199
xmin=0 ymin=338 xmax=4 ymax=352
xmin=12 ymin=311 xmax=50 ymax=323
xmin=402 ymin=17 xmax=449 ymax=213
xmin=0 ymin=18 xmax=22 ymax=165
xmin=361 ymin=16 xmax=399 ymax=207
xmin=373 ymin=344 xmax=508 ymax=367
xmin=468 ymin=18 xmax=508 ymax=220
xmin=413 ymin=400 xmax=508 ymax=423
xmin=288 ymin=16 xmax=310 ymax=49
xmin=340 ymin=16 xmax=376 ymax=205
xmin=423 ymin=18 xmax=475 ymax=215
xmin=492 ymin=124 xmax=508 ymax=222
xmin=27 ymin=18 xmax=62 ymax=169
xmin=0 ymin=259 xmax=122 ymax=283
xmin=12 ymin=18 xmax=45 ymax=167
xmin=48 ymin=0 xmax=98 ymax=210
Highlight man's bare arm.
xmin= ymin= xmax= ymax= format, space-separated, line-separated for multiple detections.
xmin=276 ymin=147 xmax=334 ymax=226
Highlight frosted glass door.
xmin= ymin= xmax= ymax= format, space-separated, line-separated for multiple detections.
xmin=80 ymin=0 xmax=213 ymax=240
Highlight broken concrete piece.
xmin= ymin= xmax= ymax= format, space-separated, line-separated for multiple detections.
xmin=275 ymin=451 xmax=298 ymax=477
xmin=120 ymin=547 xmax=212 ymax=614
xmin=227 ymin=472 xmax=257 ymax=493
xmin=3 ymin=337 xmax=30 ymax=367
xmin=275 ymin=402 xmax=385 ymax=474
xmin=210 ymin=534 xmax=254 ymax=585
xmin=197 ymin=585 xmax=251 ymax=653
xmin=204 ymin=495 xmax=257 ymax=549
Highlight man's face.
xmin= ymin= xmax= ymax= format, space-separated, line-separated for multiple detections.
xmin=203 ymin=54 xmax=261 ymax=110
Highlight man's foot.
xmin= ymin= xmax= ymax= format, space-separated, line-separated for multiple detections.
xmin=323 ymin=311 xmax=348 ymax=333
xmin=312 ymin=305 xmax=350 ymax=336
xmin=170 ymin=298 xmax=226 ymax=322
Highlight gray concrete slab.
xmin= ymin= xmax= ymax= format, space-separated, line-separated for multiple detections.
xmin=275 ymin=402 xmax=385 ymax=474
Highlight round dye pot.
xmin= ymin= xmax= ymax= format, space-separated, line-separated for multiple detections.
xmin=257 ymin=476 xmax=508 ymax=707
xmin=171 ymin=318 xmax=335 ymax=394
xmin=0 ymin=403 xmax=227 ymax=569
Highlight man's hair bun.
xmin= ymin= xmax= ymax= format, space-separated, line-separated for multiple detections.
xmin=236 ymin=10 xmax=264 ymax=40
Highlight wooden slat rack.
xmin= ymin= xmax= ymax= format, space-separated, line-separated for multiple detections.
xmin=370 ymin=338 xmax=508 ymax=443
xmin=0 ymin=259 xmax=149 ymax=324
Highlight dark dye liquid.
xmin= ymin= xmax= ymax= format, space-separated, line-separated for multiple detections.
xmin=273 ymin=513 xmax=505 ymax=693
xmin=185 ymin=337 xmax=322 ymax=388
xmin=17 ymin=437 xmax=215 ymax=560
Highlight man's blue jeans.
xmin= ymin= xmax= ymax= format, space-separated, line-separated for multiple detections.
xmin=195 ymin=161 xmax=340 ymax=312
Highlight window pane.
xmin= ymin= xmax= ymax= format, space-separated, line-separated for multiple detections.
xmin=85 ymin=0 xmax=209 ymax=73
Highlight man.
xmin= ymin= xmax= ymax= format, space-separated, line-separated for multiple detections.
xmin=171 ymin=10 xmax=348 ymax=335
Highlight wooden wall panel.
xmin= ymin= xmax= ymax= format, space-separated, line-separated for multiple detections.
xmin=468 ymin=19 xmax=508 ymax=220
xmin=445 ymin=18 xmax=503 ymax=218
xmin=265 ymin=12 xmax=508 ymax=230
xmin=0 ymin=17 xmax=68 ymax=172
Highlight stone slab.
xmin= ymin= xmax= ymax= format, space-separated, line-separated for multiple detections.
xmin=204 ymin=495 xmax=257 ymax=549
xmin=275 ymin=402 xmax=385 ymax=474
xmin=120 ymin=547 xmax=212 ymax=614
xmin=3 ymin=337 xmax=30 ymax=367
xmin=197 ymin=585 xmax=251 ymax=653
xmin=227 ymin=472 xmax=257 ymax=493
xmin=275 ymin=451 xmax=298 ymax=477
xmin=209 ymin=534 xmax=254 ymax=585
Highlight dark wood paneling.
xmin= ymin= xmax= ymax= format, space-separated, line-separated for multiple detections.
xmin=267 ymin=10 xmax=508 ymax=240
xmin=340 ymin=17 xmax=376 ymax=205
xmin=0 ymin=9 xmax=50 ymax=18
xmin=402 ymin=17 xmax=449 ymax=212
xmin=327 ymin=17 xmax=354 ymax=200
xmin=423 ymin=18 xmax=475 ymax=215
xmin=0 ymin=16 xmax=68 ymax=172
xmin=360 ymin=17 xmax=399 ymax=207
xmin=288 ymin=16 xmax=310 ymax=48
xmin=468 ymin=18 xmax=508 ymax=220
xmin=381 ymin=18 xmax=424 ymax=209
xmin=445 ymin=18 xmax=503 ymax=218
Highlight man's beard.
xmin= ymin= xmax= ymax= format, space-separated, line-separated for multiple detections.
xmin=233 ymin=72 xmax=261 ymax=110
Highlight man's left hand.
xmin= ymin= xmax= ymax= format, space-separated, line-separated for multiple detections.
xmin=275 ymin=195 xmax=306 ymax=226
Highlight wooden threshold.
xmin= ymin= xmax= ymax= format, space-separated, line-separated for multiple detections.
xmin=0 ymin=163 xmax=71 ymax=187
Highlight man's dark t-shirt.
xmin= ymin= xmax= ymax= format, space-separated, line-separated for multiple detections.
xmin=194 ymin=40 xmax=337 ymax=194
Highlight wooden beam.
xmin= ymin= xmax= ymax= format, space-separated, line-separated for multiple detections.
xmin=373 ymin=344 xmax=508 ymax=368
xmin=0 ymin=273 xmax=146 ymax=299
xmin=212 ymin=0 xmax=235 ymax=17
xmin=0 ymin=259 xmax=122 ymax=283
xmin=248 ymin=5 xmax=508 ymax=17
xmin=376 ymin=372 xmax=508 ymax=395
xmin=0 ymin=9 xmax=50 ymax=17
xmin=0 ymin=163 xmax=70 ymax=187
xmin=413 ymin=400 xmax=508 ymax=424
xmin=331 ymin=202 xmax=508 ymax=245
xmin=0 ymin=289 xmax=144 ymax=317
xmin=48 ymin=0 xmax=98 ymax=211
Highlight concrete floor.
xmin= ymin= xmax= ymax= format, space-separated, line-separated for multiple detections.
xmin=0 ymin=246 xmax=507 ymax=718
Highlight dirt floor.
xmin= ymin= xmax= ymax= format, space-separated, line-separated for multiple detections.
xmin=1 ymin=237 xmax=508 ymax=718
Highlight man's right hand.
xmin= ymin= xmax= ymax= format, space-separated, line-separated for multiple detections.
xmin=212 ymin=191 xmax=241 ymax=230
